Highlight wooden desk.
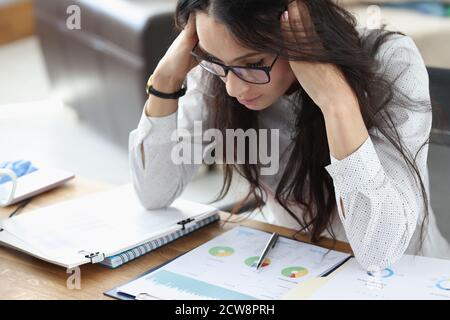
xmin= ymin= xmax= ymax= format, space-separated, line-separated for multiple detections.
xmin=0 ymin=177 xmax=352 ymax=300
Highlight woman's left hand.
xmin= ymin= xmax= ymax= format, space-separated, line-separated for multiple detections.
xmin=281 ymin=0 xmax=368 ymax=160
xmin=281 ymin=1 xmax=358 ymax=115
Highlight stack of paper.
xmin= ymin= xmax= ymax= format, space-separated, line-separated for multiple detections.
xmin=286 ymin=255 xmax=450 ymax=300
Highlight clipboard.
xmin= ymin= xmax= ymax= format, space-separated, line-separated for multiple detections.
xmin=104 ymin=252 xmax=191 ymax=300
xmin=103 ymin=253 xmax=353 ymax=300
xmin=104 ymin=226 xmax=353 ymax=300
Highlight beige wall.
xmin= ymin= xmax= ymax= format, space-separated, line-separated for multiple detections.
xmin=340 ymin=1 xmax=450 ymax=68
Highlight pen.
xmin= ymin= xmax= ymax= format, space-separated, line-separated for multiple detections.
xmin=255 ymin=232 xmax=279 ymax=270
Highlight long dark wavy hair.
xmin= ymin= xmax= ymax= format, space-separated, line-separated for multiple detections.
xmin=174 ymin=0 xmax=430 ymax=247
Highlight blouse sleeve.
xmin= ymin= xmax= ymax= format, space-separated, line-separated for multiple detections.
xmin=325 ymin=35 xmax=432 ymax=270
xmin=128 ymin=66 xmax=216 ymax=209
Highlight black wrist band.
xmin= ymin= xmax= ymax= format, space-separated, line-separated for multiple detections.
xmin=146 ymin=85 xmax=187 ymax=99
xmin=146 ymin=73 xmax=187 ymax=100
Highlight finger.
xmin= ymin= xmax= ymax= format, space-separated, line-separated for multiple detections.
xmin=287 ymin=1 xmax=309 ymax=42
xmin=287 ymin=1 xmax=303 ymax=28
xmin=286 ymin=1 xmax=323 ymax=53
xmin=184 ymin=13 xmax=197 ymax=37
xmin=298 ymin=2 xmax=317 ymax=41
xmin=280 ymin=7 xmax=296 ymax=42
xmin=280 ymin=2 xmax=306 ymax=55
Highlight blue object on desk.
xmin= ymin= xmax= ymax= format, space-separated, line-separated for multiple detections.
xmin=0 ymin=160 xmax=38 ymax=184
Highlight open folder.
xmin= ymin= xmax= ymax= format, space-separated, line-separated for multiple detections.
xmin=0 ymin=185 xmax=219 ymax=269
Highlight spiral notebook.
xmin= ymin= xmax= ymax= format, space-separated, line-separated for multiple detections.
xmin=0 ymin=185 xmax=219 ymax=269
xmin=100 ymin=213 xmax=220 ymax=269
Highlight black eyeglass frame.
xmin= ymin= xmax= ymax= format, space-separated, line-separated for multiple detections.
xmin=190 ymin=42 xmax=279 ymax=85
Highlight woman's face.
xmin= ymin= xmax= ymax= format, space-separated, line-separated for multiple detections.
xmin=195 ymin=12 xmax=297 ymax=111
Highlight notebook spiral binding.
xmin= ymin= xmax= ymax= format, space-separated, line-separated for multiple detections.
xmin=100 ymin=213 xmax=220 ymax=269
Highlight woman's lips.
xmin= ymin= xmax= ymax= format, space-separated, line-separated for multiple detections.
xmin=238 ymin=95 xmax=262 ymax=105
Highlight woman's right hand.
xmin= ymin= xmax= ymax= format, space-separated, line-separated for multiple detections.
xmin=152 ymin=13 xmax=199 ymax=92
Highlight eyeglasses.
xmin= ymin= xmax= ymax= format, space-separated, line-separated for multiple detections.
xmin=191 ymin=42 xmax=279 ymax=84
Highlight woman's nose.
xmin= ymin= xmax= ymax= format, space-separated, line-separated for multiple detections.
xmin=224 ymin=71 xmax=250 ymax=98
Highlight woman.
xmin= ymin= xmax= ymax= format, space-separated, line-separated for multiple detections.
xmin=129 ymin=0 xmax=450 ymax=271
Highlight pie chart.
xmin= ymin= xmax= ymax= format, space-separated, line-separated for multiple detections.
xmin=245 ymin=256 xmax=271 ymax=268
xmin=209 ymin=246 xmax=234 ymax=257
xmin=367 ymin=268 xmax=394 ymax=278
xmin=436 ymin=279 xmax=450 ymax=291
xmin=281 ymin=266 xmax=308 ymax=278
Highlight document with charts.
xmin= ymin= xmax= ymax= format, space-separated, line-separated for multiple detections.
xmin=116 ymin=226 xmax=351 ymax=300
xmin=309 ymin=255 xmax=450 ymax=300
